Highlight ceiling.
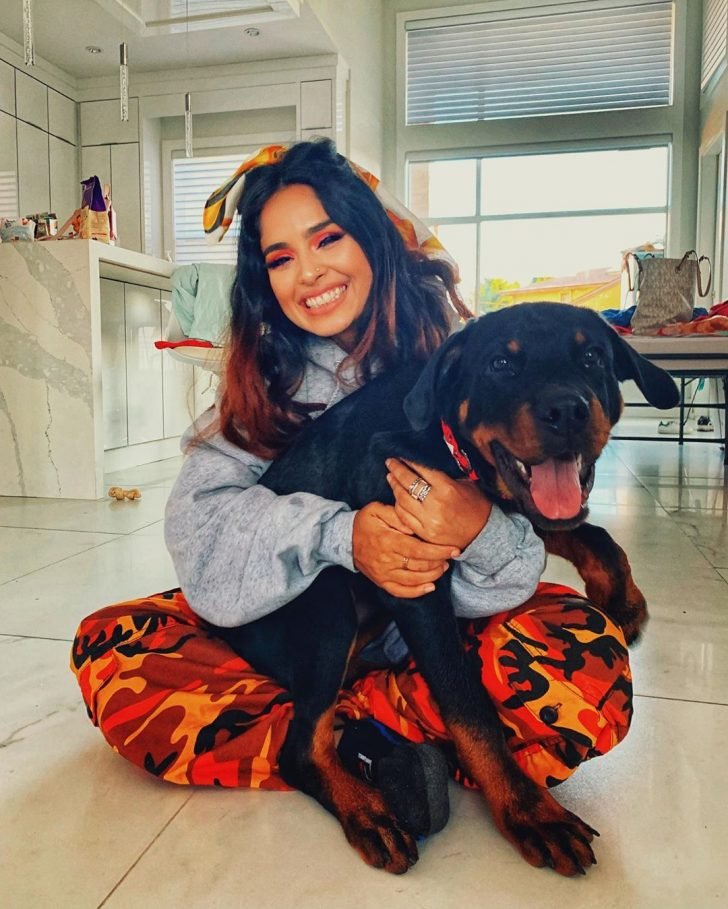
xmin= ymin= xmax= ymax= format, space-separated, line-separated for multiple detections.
xmin=0 ymin=0 xmax=336 ymax=79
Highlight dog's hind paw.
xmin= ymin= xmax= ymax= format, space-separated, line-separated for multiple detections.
xmin=343 ymin=805 xmax=419 ymax=874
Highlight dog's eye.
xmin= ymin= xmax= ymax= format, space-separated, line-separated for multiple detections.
xmin=582 ymin=346 xmax=605 ymax=369
xmin=490 ymin=355 xmax=514 ymax=373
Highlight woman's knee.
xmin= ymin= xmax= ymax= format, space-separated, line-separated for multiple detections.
xmin=466 ymin=587 xmax=633 ymax=786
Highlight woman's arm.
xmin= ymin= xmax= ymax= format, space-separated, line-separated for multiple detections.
xmin=165 ymin=410 xmax=356 ymax=628
xmin=165 ymin=412 xmax=455 ymax=628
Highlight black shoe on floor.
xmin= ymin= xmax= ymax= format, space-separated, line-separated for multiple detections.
xmin=337 ymin=719 xmax=450 ymax=838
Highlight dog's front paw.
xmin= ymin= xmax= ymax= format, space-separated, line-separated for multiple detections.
xmin=341 ymin=790 xmax=419 ymax=874
xmin=609 ymin=582 xmax=649 ymax=646
xmin=497 ymin=789 xmax=598 ymax=876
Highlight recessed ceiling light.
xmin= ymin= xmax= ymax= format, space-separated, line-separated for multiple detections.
xmin=244 ymin=27 xmax=260 ymax=38
xmin=85 ymin=45 xmax=103 ymax=54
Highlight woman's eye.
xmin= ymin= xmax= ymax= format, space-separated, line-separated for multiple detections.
xmin=583 ymin=346 xmax=605 ymax=368
xmin=318 ymin=231 xmax=344 ymax=248
xmin=265 ymin=255 xmax=291 ymax=271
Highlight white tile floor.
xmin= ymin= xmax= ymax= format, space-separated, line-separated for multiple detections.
xmin=1 ymin=436 xmax=727 ymax=909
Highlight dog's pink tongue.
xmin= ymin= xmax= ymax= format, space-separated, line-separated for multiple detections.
xmin=530 ymin=457 xmax=582 ymax=520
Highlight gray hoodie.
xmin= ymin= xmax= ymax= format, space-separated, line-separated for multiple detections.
xmin=164 ymin=336 xmax=546 ymax=629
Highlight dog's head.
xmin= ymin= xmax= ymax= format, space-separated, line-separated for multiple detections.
xmin=404 ymin=302 xmax=679 ymax=531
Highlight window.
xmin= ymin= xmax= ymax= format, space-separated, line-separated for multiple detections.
xmin=408 ymin=146 xmax=669 ymax=312
xmin=406 ymin=0 xmax=673 ymax=125
xmin=171 ymin=153 xmax=242 ymax=265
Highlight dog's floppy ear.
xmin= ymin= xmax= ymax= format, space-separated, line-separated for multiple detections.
xmin=403 ymin=324 xmax=471 ymax=430
xmin=606 ymin=329 xmax=680 ymax=409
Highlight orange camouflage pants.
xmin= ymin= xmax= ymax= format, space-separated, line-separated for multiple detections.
xmin=70 ymin=582 xmax=632 ymax=791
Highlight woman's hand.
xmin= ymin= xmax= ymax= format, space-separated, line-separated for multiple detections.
xmin=352 ymin=502 xmax=460 ymax=598
xmin=385 ymin=458 xmax=492 ymax=551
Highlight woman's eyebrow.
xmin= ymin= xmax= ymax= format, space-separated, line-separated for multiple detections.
xmin=261 ymin=219 xmax=334 ymax=257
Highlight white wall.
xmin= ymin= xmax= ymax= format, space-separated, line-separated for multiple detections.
xmin=307 ymin=0 xmax=384 ymax=173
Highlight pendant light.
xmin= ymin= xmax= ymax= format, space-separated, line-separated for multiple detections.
xmin=184 ymin=92 xmax=193 ymax=158
xmin=22 ymin=0 xmax=34 ymax=66
xmin=183 ymin=1 xmax=193 ymax=157
xmin=119 ymin=42 xmax=129 ymax=122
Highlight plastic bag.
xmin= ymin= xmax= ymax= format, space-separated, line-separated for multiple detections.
xmin=80 ymin=176 xmax=107 ymax=212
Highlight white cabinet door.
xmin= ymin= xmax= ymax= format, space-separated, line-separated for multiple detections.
xmin=48 ymin=89 xmax=77 ymax=144
xmin=81 ymin=145 xmax=111 ymax=190
xmin=110 ymin=143 xmax=141 ymax=251
xmin=0 ymin=59 xmax=14 ymax=116
xmin=301 ymin=80 xmax=332 ymax=129
xmin=160 ymin=293 xmax=195 ymax=437
xmin=15 ymin=70 xmax=47 ymax=130
xmin=49 ymin=136 xmax=78 ymax=223
xmin=124 ymin=283 xmax=164 ymax=445
xmin=17 ymin=121 xmax=50 ymax=215
xmin=100 ymin=279 xmax=128 ymax=450
xmin=80 ymin=98 xmax=139 ymax=145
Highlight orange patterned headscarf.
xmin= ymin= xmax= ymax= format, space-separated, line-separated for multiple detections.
xmin=202 ymin=144 xmax=459 ymax=280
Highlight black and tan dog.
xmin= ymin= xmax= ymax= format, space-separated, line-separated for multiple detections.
xmin=217 ymin=302 xmax=678 ymax=876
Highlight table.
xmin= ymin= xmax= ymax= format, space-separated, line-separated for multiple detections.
xmin=614 ymin=334 xmax=728 ymax=464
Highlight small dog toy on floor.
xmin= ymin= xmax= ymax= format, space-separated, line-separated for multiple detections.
xmin=108 ymin=487 xmax=142 ymax=501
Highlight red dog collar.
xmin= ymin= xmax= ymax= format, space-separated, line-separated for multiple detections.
xmin=440 ymin=419 xmax=479 ymax=481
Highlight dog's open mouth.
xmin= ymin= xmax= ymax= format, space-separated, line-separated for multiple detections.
xmin=491 ymin=441 xmax=596 ymax=528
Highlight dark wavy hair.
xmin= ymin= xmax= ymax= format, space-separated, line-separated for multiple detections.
xmin=218 ymin=139 xmax=471 ymax=458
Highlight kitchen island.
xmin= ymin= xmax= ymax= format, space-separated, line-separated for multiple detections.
xmin=0 ymin=240 xmax=189 ymax=499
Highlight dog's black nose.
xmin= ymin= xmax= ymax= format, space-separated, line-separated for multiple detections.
xmin=535 ymin=392 xmax=590 ymax=436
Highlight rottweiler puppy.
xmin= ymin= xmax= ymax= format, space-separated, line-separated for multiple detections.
xmin=217 ymin=303 xmax=679 ymax=876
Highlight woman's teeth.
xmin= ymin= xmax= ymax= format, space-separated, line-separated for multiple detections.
xmin=304 ymin=285 xmax=346 ymax=309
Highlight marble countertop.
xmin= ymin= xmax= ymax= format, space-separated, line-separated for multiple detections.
xmin=0 ymin=239 xmax=176 ymax=289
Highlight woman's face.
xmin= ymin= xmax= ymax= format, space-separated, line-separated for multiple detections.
xmin=258 ymin=183 xmax=373 ymax=351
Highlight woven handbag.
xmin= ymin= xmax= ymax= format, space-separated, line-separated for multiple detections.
xmin=626 ymin=250 xmax=712 ymax=335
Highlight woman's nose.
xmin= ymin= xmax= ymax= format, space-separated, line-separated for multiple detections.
xmin=298 ymin=254 xmax=324 ymax=284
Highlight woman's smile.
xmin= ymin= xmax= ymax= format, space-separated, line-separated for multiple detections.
xmin=301 ymin=282 xmax=348 ymax=310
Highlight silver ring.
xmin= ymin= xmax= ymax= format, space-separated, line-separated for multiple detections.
xmin=416 ymin=483 xmax=432 ymax=503
xmin=402 ymin=556 xmax=409 ymax=570
xmin=407 ymin=478 xmax=421 ymax=499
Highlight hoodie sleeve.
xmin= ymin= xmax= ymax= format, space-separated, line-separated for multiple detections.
xmin=164 ymin=410 xmax=356 ymax=628
xmin=448 ymin=506 xmax=546 ymax=618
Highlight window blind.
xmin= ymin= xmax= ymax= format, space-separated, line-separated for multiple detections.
xmin=172 ymin=154 xmax=241 ymax=265
xmin=0 ymin=170 xmax=18 ymax=220
xmin=702 ymin=0 xmax=728 ymax=90
xmin=406 ymin=1 xmax=673 ymax=125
